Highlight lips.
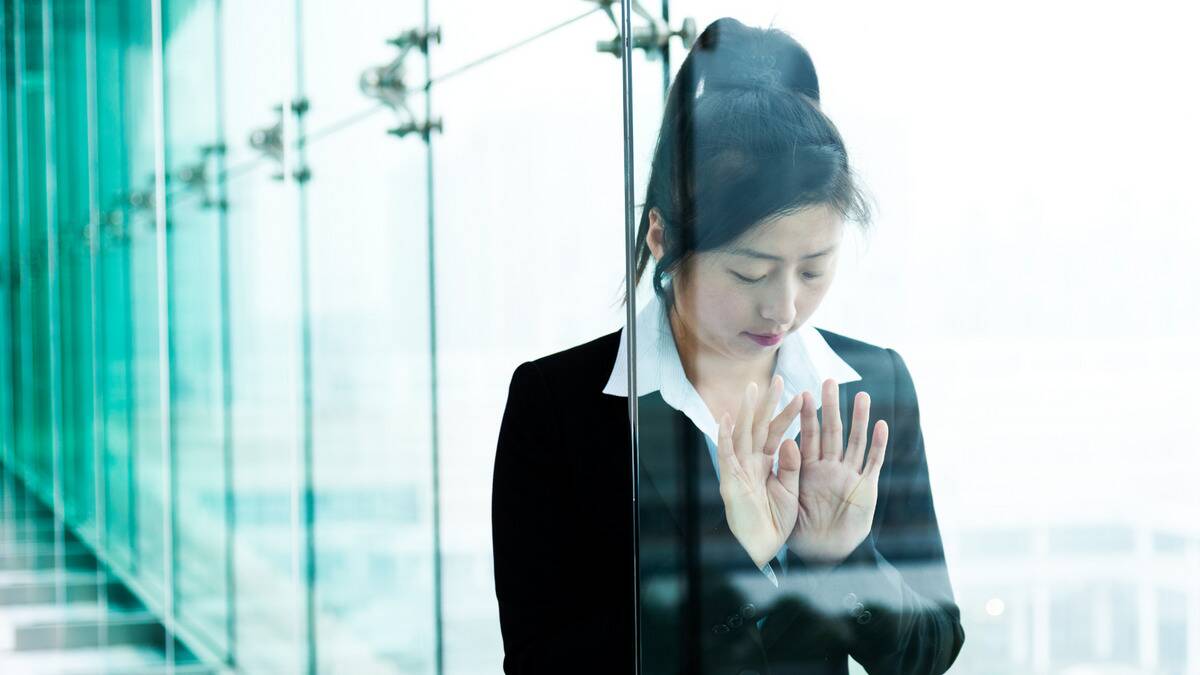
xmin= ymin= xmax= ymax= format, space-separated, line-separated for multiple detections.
xmin=745 ymin=332 xmax=784 ymax=346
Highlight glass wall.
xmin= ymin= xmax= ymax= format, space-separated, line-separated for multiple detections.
xmin=2 ymin=1 xmax=1199 ymax=674
xmin=3 ymin=0 xmax=637 ymax=672
xmin=626 ymin=2 xmax=1200 ymax=675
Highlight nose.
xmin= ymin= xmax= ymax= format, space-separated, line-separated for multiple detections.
xmin=758 ymin=278 xmax=797 ymax=328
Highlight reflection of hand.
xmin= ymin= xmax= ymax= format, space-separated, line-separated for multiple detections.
xmin=786 ymin=379 xmax=889 ymax=568
xmin=716 ymin=375 xmax=804 ymax=569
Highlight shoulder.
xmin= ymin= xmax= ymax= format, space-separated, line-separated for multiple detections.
xmin=814 ymin=327 xmax=916 ymax=394
xmin=509 ymin=328 xmax=622 ymax=398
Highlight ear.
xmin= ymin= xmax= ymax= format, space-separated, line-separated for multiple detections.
xmin=646 ymin=208 xmax=666 ymax=261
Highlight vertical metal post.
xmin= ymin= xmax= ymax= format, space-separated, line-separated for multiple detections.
xmin=210 ymin=0 xmax=238 ymax=664
xmin=287 ymin=1 xmax=317 ymax=671
xmin=83 ymin=0 xmax=112 ymax=647
xmin=618 ymin=0 xmax=641 ymax=673
xmin=41 ymin=0 xmax=67 ymax=622
xmin=11 ymin=0 xmax=34 ymax=542
xmin=149 ymin=0 xmax=177 ymax=668
xmin=421 ymin=2 xmax=445 ymax=673
xmin=660 ymin=0 xmax=671 ymax=100
xmin=121 ymin=0 xmax=139 ymax=567
xmin=0 ymin=0 xmax=14 ymax=521
xmin=0 ymin=0 xmax=11 ymax=511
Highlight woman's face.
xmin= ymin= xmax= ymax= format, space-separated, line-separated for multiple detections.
xmin=648 ymin=204 xmax=845 ymax=363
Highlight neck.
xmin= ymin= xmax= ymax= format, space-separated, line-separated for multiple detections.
xmin=668 ymin=304 xmax=778 ymax=394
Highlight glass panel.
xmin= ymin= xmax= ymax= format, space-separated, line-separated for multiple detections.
xmin=481 ymin=3 xmax=664 ymax=675
xmin=121 ymin=0 xmax=169 ymax=603
xmin=218 ymin=0 xmax=305 ymax=670
xmin=92 ymin=0 xmax=138 ymax=568
xmin=3 ymin=0 xmax=43 ymax=540
xmin=628 ymin=5 xmax=1200 ymax=675
xmin=51 ymin=0 xmax=95 ymax=533
xmin=18 ymin=0 xmax=51 ymax=497
xmin=630 ymin=9 xmax=968 ymax=674
xmin=295 ymin=1 xmax=432 ymax=670
xmin=160 ymin=0 xmax=231 ymax=657
xmin=0 ymin=0 xmax=12 ymax=486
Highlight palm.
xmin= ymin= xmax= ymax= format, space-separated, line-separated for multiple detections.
xmin=786 ymin=379 xmax=889 ymax=566
xmin=789 ymin=458 xmax=877 ymax=563
xmin=719 ymin=447 xmax=799 ymax=563
xmin=715 ymin=376 xmax=805 ymax=569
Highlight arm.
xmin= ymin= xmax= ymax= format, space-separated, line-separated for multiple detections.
xmin=492 ymin=361 xmax=627 ymax=674
xmin=761 ymin=348 xmax=965 ymax=674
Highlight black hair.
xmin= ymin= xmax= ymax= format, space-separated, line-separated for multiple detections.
xmin=624 ymin=17 xmax=871 ymax=309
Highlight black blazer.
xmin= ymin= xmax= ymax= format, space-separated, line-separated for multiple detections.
xmin=492 ymin=328 xmax=965 ymax=675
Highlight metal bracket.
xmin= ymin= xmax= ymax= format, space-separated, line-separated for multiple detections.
xmin=388 ymin=118 xmax=443 ymax=141
xmin=360 ymin=26 xmax=443 ymax=141
xmin=589 ymin=0 xmax=695 ymax=58
xmin=98 ymin=177 xmax=156 ymax=244
xmin=173 ymin=143 xmax=227 ymax=209
xmin=250 ymin=101 xmax=310 ymax=182
xmin=291 ymin=98 xmax=312 ymax=182
xmin=126 ymin=186 xmax=155 ymax=212
xmin=249 ymin=106 xmax=285 ymax=180
xmin=99 ymin=207 xmax=129 ymax=243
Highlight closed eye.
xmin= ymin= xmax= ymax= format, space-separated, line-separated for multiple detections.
xmin=732 ymin=272 xmax=765 ymax=284
xmin=733 ymin=271 xmax=823 ymax=283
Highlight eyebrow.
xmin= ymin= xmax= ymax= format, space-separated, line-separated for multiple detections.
xmin=729 ymin=245 xmax=836 ymax=262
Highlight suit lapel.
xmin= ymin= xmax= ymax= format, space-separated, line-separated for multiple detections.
xmin=636 ymin=391 xmax=727 ymax=539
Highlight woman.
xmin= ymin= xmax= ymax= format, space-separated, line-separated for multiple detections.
xmin=493 ymin=17 xmax=965 ymax=675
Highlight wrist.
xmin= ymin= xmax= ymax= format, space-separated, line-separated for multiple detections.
xmin=785 ymin=536 xmax=862 ymax=569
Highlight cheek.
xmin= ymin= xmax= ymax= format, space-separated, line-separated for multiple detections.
xmin=794 ymin=282 xmax=831 ymax=318
xmin=686 ymin=281 xmax=747 ymax=332
xmin=713 ymin=288 xmax=758 ymax=332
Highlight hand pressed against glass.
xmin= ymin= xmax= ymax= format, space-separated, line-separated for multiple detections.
xmin=716 ymin=374 xmax=804 ymax=568
xmin=717 ymin=376 xmax=888 ymax=570
xmin=786 ymin=379 xmax=889 ymax=567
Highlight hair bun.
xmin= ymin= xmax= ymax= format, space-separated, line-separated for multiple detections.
xmin=690 ymin=17 xmax=820 ymax=101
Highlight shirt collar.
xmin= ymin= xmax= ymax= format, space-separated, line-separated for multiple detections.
xmin=602 ymin=290 xmax=862 ymax=447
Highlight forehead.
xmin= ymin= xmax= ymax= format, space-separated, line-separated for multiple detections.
xmin=722 ymin=205 xmax=844 ymax=261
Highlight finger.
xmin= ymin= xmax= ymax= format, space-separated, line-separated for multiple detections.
xmin=798 ymin=390 xmax=820 ymax=465
xmin=752 ymin=375 xmax=783 ymax=458
xmin=716 ymin=411 xmax=741 ymax=482
xmin=777 ymin=438 xmax=802 ymax=498
xmin=734 ymin=381 xmax=757 ymax=466
xmin=864 ymin=419 xmax=889 ymax=480
xmin=819 ymin=378 xmax=843 ymax=461
xmin=764 ymin=392 xmax=803 ymax=460
xmin=843 ymin=391 xmax=871 ymax=471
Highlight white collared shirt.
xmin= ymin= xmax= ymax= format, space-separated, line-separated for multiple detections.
xmin=602 ymin=289 xmax=862 ymax=588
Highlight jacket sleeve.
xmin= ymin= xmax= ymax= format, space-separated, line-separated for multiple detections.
xmin=760 ymin=348 xmax=966 ymax=674
xmin=492 ymin=361 xmax=629 ymax=674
